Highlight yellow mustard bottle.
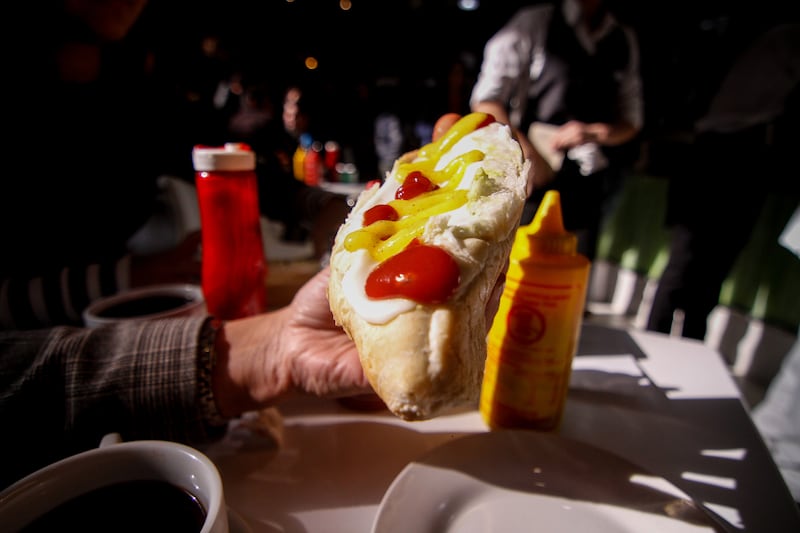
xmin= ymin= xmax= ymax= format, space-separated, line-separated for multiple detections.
xmin=480 ymin=190 xmax=591 ymax=431
xmin=292 ymin=133 xmax=312 ymax=182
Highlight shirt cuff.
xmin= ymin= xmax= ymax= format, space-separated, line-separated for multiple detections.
xmin=197 ymin=317 xmax=228 ymax=428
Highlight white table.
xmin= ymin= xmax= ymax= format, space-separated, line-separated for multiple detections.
xmin=203 ymin=324 xmax=800 ymax=532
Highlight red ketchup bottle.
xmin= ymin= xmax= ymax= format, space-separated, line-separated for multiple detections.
xmin=192 ymin=143 xmax=268 ymax=319
xmin=304 ymin=141 xmax=324 ymax=186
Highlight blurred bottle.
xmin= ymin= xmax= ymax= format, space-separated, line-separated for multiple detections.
xmin=304 ymin=141 xmax=324 ymax=186
xmin=192 ymin=143 xmax=268 ymax=319
xmin=480 ymin=190 xmax=590 ymax=431
xmin=324 ymin=140 xmax=340 ymax=182
xmin=292 ymin=133 xmax=313 ymax=182
xmin=336 ymin=162 xmax=359 ymax=184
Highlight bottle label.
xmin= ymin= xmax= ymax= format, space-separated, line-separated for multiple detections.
xmin=493 ymin=278 xmax=584 ymax=352
xmin=481 ymin=274 xmax=587 ymax=429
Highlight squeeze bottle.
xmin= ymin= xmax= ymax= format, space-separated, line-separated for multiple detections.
xmin=480 ymin=190 xmax=590 ymax=430
xmin=192 ymin=143 xmax=268 ymax=319
xmin=304 ymin=141 xmax=324 ymax=186
xmin=292 ymin=133 xmax=312 ymax=182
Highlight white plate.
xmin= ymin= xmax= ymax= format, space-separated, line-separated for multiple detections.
xmin=372 ymin=431 xmax=729 ymax=533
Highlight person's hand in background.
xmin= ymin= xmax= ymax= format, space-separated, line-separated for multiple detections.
xmin=549 ymin=120 xmax=634 ymax=151
xmin=550 ymin=120 xmax=601 ymax=151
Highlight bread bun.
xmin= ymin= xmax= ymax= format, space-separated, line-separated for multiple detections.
xmin=328 ymin=113 xmax=528 ymax=420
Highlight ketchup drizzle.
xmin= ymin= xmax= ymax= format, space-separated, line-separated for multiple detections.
xmin=365 ymin=242 xmax=460 ymax=304
xmin=360 ymin=113 xmax=495 ymax=305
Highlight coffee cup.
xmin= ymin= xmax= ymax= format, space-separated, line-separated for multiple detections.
xmin=0 ymin=433 xmax=228 ymax=532
xmin=83 ymin=283 xmax=206 ymax=327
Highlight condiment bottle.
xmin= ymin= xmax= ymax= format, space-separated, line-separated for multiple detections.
xmin=480 ymin=190 xmax=590 ymax=431
xmin=304 ymin=140 xmax=324 ymax=186
xmin=293 ymin=133 xmax=312 ymax=182
xmin=192 ymin=143 xmax=268 ymax=319
xmin=324 ymin=140 xmax=340 ymax=181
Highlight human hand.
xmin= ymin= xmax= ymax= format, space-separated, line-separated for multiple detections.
xmin=213 ymin=267 xmax=371 ymax=417
xmin=278 ymin=266 xmax=371 ymax=398
xmin=550 ymin=120 xmax=610 ymax=151
xmin=130 ymin=231 xmax=202 ymax=287
xmin=214 ymin=255 xmax=511 ymax=419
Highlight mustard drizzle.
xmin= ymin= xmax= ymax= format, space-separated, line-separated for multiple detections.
xmin=344 ymin=113 xmax=489 ymax=263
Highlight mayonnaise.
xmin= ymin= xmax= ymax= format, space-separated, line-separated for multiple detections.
xmin=340 ymin=121 xmax=525 ymax=324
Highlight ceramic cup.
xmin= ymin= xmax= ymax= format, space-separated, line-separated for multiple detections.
xmin=82 ymin=283 xmax=206 ymax=327
xmin=0 ymin=433 xmax=228 ymax=532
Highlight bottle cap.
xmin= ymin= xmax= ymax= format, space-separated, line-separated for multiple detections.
xmin=299 ymin=133 xmax=313 ymax=149
xmin=512 ymin=190 xmax=577 ymax=259
xmin=192 ymin=143 xmax=256 ymax=171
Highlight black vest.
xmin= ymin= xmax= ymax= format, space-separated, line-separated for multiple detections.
xmin=522 ymin=8 xmax=631 ymax=129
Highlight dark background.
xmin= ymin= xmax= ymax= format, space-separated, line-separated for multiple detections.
xmin=145 ymin=0 xmax=800 ymax=152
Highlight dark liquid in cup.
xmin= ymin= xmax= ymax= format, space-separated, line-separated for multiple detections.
xmin=21 ymin=479 xmax=207 ymax=533
xmin=98 ymin=295 xmax=194 ymax=318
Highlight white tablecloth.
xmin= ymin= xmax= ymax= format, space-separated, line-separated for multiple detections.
xmin=203 ymin=325 xmax=800 ymax=532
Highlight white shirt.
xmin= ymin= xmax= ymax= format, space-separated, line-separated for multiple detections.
xmin=470 ymin=0 xmax=643 ymax=131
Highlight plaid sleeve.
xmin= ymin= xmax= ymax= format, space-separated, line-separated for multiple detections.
xmin=61 ymin=316 xmax=230 ymax=443
xmin=0 ymin=316 xmax=228 ymax=486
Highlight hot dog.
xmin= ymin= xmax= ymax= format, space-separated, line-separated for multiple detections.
xmin=327 ymin=112 xmax=528 ymax=420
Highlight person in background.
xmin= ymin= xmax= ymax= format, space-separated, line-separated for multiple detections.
xmin=281 ymin=84 xmax=312 ymax=144
xmin=373 ymin=109 xmax=405 ymax=179
xmin=0 ymin=267 xmax=372 ymax=490
xmin=470 ymin=0 xmax=643 ymax=262
xmin=1 ymin=0 xmax=199 ymax=330
xmin=1 ymin=0 xmax=349 ymax=330
xmin=225 ymin=80 xmax=351 ymax=250
xmin=645 ymin=23 xmax=800 ymax=340
xmin=373 ymin=79 xmax=412 ymax=180
xmin=277 ymin=82 xmax=337 ymax=159
xmin=226 ymin=79 xmax=276 ymax=149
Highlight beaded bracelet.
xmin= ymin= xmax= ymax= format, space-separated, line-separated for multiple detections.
xmin=197 ymin=317 xmax=228 ymax=428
